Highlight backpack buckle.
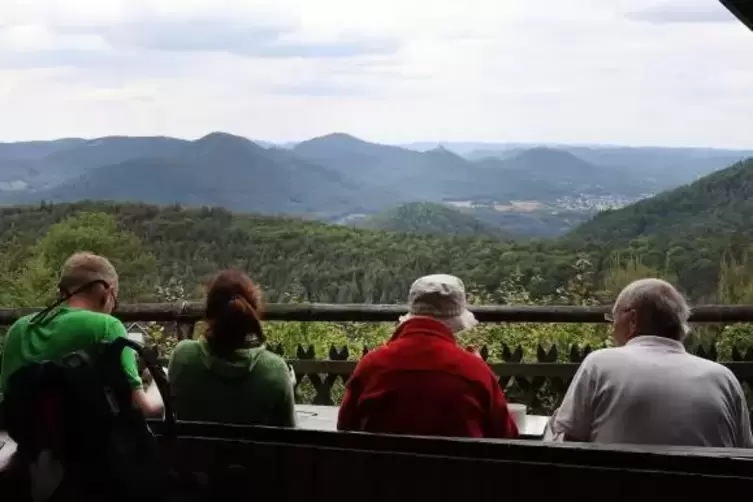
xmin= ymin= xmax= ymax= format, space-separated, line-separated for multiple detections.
xmin=103 ymin=387 xmax=121 ymax=415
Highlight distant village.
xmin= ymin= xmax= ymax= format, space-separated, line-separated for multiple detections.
xmin=446 ymin=193 xmax=655 ymax=215
xmin=551 ymin=193 xmax=655 ymax=213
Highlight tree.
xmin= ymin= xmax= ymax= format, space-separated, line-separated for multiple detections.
xmin=716 ymin=250 xmax=753 ymax=304
xmin=3 ymin=212 xmax=158 ymax=306
xmin=601 ymin=253 xmax=677 ymax=300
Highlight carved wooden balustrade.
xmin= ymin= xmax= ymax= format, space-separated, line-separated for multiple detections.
xmin=4 ymin=302 xmax=753 ymax=415
xmin=264 ymin=342 xmax=753 ymax=415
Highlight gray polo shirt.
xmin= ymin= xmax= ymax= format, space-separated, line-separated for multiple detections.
xmin=552 ymin=335 xmax=753 ymax=447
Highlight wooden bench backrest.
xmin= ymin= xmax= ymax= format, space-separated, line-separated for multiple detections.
xmin=153 ymin=421 xmax=753 ymax=501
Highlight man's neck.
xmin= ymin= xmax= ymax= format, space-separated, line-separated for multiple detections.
xmin=66 ymin=297 xmax=100 ymax=313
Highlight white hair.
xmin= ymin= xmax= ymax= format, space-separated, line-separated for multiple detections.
xmin=614 ymin=278 xmax=691 ymax=340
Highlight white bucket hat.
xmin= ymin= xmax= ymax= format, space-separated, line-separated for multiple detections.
xmin=398 ymin=274 xmax=479 ymax=334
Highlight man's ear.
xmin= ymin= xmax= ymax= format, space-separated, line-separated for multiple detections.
xmin=624 ymin=308 xmax=633 ymax=321
xmin=97 ymin=283 xmax=110 ymax=308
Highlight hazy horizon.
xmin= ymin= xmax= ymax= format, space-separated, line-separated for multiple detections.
xmin=3 ymin=131 xmax=753 ymax=154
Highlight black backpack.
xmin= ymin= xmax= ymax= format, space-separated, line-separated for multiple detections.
xmin=0 ymin=336 xmax=176 ymax=502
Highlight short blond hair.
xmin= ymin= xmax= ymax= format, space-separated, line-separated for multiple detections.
xmin=59 ymin=252 xmax=119 ymax=292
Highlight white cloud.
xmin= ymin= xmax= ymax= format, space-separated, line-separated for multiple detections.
xmin=0 ymin=0 xmax=752 ymax=148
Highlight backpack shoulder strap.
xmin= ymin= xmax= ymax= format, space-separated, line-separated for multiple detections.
xmin=97 ymin=336 xmax=176 ymax=433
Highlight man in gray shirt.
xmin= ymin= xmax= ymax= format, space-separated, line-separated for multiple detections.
xmin=551 ymin=278 xmax=753 ymax=448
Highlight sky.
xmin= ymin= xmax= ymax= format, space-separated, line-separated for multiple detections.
xmin=1 ymin=0 xmax=752 ymax=148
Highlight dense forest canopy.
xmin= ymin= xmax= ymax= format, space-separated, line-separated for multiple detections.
xmin=0 ymin=197 xmax=751 ymax=308
xmin=0 ymin=202 xmax=575 ymax=304
xmin=3 ymin=200 xmax=753 ymax=386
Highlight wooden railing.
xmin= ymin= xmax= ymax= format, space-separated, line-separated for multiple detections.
xmin=6 ymin=302 xmax=753 ymax=324
xmin=4 ymin=302 xmax=753 ymax=414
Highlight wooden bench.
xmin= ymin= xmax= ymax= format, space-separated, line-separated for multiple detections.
xmin=150 ymin=421 xmax=753 ymax=501
xmin=5 ymin=420 xmax=753 ymax=500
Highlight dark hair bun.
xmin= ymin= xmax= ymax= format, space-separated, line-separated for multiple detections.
xmin=204 ymin=270 xmax=264 ymax=355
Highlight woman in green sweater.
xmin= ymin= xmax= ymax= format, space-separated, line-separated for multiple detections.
xmin=167 ymin=269 xmax=296 ymax=427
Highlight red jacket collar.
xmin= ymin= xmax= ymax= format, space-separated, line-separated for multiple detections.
xmin=389 ymin=317 xmax=457 ymax=344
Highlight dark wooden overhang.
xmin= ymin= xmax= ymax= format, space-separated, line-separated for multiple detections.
xmin=721 ymin=0 xmax=753 ymax=31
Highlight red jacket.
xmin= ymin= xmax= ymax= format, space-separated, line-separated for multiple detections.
xmin=337 ymin=317 xmax=519 ymax=439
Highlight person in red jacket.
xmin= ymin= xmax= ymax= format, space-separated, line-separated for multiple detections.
xmin=337 ymin=274 xmax=519 ymax=439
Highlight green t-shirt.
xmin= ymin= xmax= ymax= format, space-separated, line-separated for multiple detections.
xmin=168 ymin=339 xmax=296 ymax=427
xmin=0 ymin=305 xmax=142 ymax=392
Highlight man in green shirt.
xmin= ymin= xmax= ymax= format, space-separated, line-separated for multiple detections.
xmin=0 ymin=252 xmax=163 ymax=416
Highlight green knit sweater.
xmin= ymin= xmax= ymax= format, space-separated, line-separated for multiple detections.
xmin=167 ymin=339 xmax=296 ymax=427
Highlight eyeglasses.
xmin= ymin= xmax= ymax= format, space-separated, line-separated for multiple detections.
xmin=605 ymin=308 xmax=631 ymax=323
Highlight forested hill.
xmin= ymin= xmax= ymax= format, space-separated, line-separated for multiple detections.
xmin=0 ymin=202 xmax=583 ymax=304
xmin=568 ymin=158 xmax=753 ymax=245
xmin=358 ymin=202 xmax=503 ymax=237
xmin=2 ymin=199 xmax=751 ymax=306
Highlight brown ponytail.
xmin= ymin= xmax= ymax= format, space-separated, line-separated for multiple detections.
xmin=204 ymin=270 xmax=265 ymax=356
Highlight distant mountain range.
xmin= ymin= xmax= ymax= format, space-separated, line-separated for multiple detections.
xmin=0 ymin=133 xmax=394 ymax=218
xmin=1 ymin=132 xmax=750 ymax=237
xmin=466 ymin=145 xmax=752 ymax=189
